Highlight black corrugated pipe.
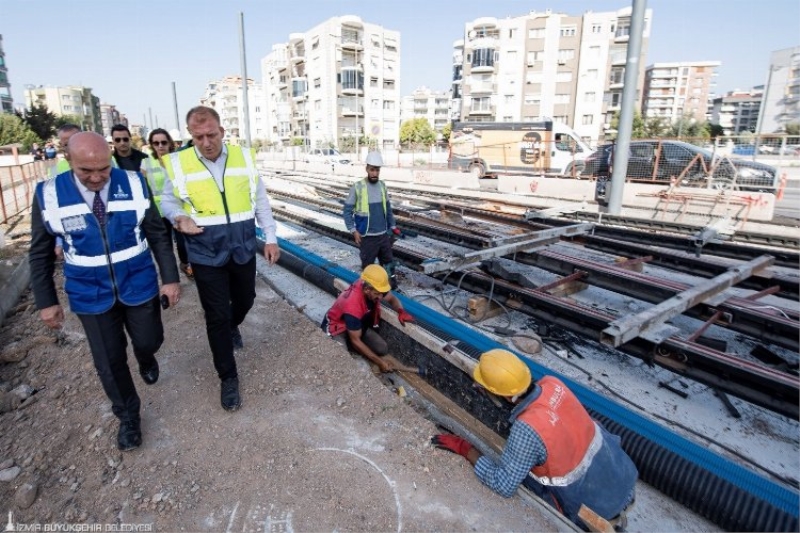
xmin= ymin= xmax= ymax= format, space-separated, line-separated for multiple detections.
xmin=592 ymin=412 xmax=798 ymax=532
xmin=273 ymin=249 xmax=339 ymax=296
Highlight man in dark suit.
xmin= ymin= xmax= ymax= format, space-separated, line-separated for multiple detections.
xmin=29 ymin=132 xmax=180 ymax=451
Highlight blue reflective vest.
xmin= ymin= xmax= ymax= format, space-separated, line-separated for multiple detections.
xmin=36 ymin=168 xmax=158 ymax=314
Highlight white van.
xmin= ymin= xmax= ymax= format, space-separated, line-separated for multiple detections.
xmin=449 ymin=119 xmax=592 ymax=178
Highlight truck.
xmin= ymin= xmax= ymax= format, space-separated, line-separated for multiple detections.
xmin=448 ymin=119 xmax=593 ymax=179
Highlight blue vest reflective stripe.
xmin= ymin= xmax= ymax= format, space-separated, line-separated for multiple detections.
xmin=36 ymin=168 xmax=159 ymax=314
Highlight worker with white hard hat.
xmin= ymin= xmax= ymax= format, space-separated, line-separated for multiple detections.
xmin=432 ymin=349 xmax=638 ymax=531
xmin=342 ymin=151 xmax=403 ymax=290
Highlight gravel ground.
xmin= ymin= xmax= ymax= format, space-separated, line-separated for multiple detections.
xmin=0 ymin=238 xmax=562 ymax=532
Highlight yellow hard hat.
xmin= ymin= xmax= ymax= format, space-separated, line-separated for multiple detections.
xmin=473 ymin=349 xmax=532 ymax=396
xmin=360 ymin=264 xmax=391 ymax=293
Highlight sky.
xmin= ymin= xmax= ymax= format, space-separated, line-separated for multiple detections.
xmin=2 ymin=0 xmax=798 ymax=135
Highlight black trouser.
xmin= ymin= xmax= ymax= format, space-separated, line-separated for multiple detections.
xmin=192 ymin=257 xmax=256 ymax=381
xmin=161 ymin=217 xmax=188 ymax=265
xmin=359 ymin=233 xmax=394 ymax=268
xmin=78 ymin=296 xmax=164 ymax=422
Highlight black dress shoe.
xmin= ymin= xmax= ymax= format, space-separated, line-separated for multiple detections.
xmin=139 ymin=360 xmax=159 ymax=385
xmin=220 ymin=377 xmax=241 ymax=411
xmin=117 ymin=420 xmax=142 ymax=451
xmin=231 ymin=326 xmax=244 ymax=350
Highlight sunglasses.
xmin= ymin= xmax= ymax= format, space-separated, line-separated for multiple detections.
xmin=113 ymin=137 xmax=130 ymax=143
xmin=151 ymin=140 xmax=170 ymax=147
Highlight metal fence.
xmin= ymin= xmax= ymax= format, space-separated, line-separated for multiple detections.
xmin=0 ymin=161 xmax=47 ymax=224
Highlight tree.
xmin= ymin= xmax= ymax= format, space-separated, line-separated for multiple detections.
xmin=291 ymin=137 xmax=305 ymax=146
xmin=784 ymin=122 xmax=800 ymax=136
xmin=609 ymin=110 xmax=647 ymax=138
xmin=400 ymin=118 xmax=436 ymax=148
xmin=707 ymin=123 xmax=725 ymax=138
xmin=16 ymin=104 xmax=58 ymax=141
xmin=440 ymin=122 xmax=452 ymax=143
xmin=0 ymin=113 xmax=40 ymax=150
xmin=55 ymin=114 xmax=84 ymax=130
xmin=643 ymin=116 xmax=669 ymax=138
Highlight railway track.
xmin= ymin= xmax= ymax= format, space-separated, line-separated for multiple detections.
xmin=265 ymin=181 xmax=799 ymax=419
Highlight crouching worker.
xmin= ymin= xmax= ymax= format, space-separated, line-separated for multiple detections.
xmin=431 ymin=349 xmax=637 ymax=531
xmin=322 ymin=265 xmax=414 ymax=373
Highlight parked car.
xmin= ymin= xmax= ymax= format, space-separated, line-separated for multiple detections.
xmin=581 ymin=140 xmax=776 ymax=191
xmin=304 ymin=148 xmax=351 ymax=165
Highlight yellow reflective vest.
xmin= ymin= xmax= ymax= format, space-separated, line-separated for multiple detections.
xmin=162 ymin=145 xmax=259 ymax=266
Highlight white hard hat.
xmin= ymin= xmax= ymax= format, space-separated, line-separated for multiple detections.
xmin=365 ymin=151 xmax=383 ymax=167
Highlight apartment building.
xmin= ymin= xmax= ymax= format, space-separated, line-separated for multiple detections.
xmin=451 ymin=8 xmax=652 ymax=146
xmin=261 ymin=15 xmax=401 ymax=150
xmin=400 ymin=86 xmax=451 ymax=134
xmin=710 ymin=89 xmax=762 ymax=135
xmin=200 ymin=75 xmax=267 ymax=144
xmin=99 ymin=103 xmax=127 ymax=138
xmin=24 ymin=85 xmax=102 ymax=133
xmin=757 ymin=46 xmax=800 ymax=134
xmin=642 ymin=61 xmax=720 ymax=123
xmin=0 ymin=35 xmax=13 ymax=113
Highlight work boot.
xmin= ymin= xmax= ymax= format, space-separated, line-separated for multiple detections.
xmin=139 ymin=359 xmax=159 ymax=385
xmin=231 ymin=326 xmax=244 ymax=350
xmin=117 ymin=419 xmax=142 ymax=451
xmin=221 ymin=378 xmax=241 ymax=411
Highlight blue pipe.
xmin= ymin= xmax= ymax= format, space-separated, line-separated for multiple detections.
xmin=278 ymin=237 xmax=799 ymax=520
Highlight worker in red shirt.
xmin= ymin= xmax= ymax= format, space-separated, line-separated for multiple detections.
xmin=322 ymin=265 xmax=413 ymax=373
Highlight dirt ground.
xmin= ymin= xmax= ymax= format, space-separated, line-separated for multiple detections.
xmin=0 ymin=234 xmax=560 ymax=532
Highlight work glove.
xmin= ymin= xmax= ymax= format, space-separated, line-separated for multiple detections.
xmin=397 ymin=309 xmax=414 ymax=326
xmin=392 ymin=227 xmax=404 ymax=239
xmin=431 ymin=434 xmax=473 ymax=459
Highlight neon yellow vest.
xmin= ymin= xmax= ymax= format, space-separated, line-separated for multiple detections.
xmin=143 ymin=156 xmax=167 ymax=215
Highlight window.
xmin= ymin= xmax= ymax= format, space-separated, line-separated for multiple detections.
xmin=371 ymin=99 xmax=380 ymax=109
xmin=555 ymin=93 xmax=571 ymax=104
xmin=584 ymin=92 xmax=596 ymax=102
xmin=313 ymin=78 xmax=321 ymax=89
xmin=555 ymin=72 xmax=573 ymax=83
xmin=589 ymin=46 xmax=601 ymax=58
xmin=587 ymin=69 xmax=598 ymax=80
xmin=557 ymin=49 xmax=575 ymax=61
xmin=470 ymin=97 xmax=491 ymax=112
xmin=524 ymin=95 xmax=540 ymax=105
xmin=503 ymin=115 xmax=513 ymax=122
xmin=370 ymin=77 xmax=378 ymax=88
xmin=591 ymin=24 xmax=602 ymax=33
xmin=560 ymin=26 xmax=576 ymax=37
xmin=504 ymin=95 xmax=514 ymax=104
xmin=383 ymin=80 xmax=395 ymax=90
xmin=507 ymin=50 xmax=517 ymax=63
xmin=472 ymin=48 xmax=495 ymax=68
xmin=582 ymin=114 xmax=594 ymax=125
xmin=528 ymin=28 xmax=545 ymax=39
xmin=526 ymin=51 xmax=540 ymax=66
xmin=509 ymin=28 xmax=516 ymax=38
xmin=553 ymin=115 xmax=568 ymax=123
xmin=383 ymin=100 xmax=395 ymax=110
xmin=314 ymin=100 xmax=321 ymax=111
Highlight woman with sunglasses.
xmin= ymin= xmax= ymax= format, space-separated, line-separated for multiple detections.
xmin=146 ymin=128 xmax=193 ymax=279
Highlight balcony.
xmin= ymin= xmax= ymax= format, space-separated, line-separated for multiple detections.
xmin=341 ymin=69 xmax=364 ymax=96
xmin=469 ymin=82 xmax=495 ymax=94
xmin=341 ymin=28 xmax=363 ymax=51
xmin=339 ymin=104 xmax=364 ymax=117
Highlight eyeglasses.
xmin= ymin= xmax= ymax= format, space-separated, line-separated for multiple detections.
xmin=113 ymin=137 xmax=130 ymax=143
xmin=151 ymin=140 xmax=170 ymax=147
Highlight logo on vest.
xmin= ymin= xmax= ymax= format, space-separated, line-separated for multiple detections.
xmin=112 ymin=184 xmax=129 ymax=199
xmin=62 ymin=215 xmax=89 ymax=233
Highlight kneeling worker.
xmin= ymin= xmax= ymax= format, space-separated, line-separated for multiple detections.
xmin=322 ymin=265 xmax=414 ymax=373
xmin=432 ymin=349 xmax=637 ymax=530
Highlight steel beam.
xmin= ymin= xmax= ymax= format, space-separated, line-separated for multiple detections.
xmin=601 ymin=256 xmax=775 ymax=347
xmin=421 ymin=223 xmax=593 ymax=274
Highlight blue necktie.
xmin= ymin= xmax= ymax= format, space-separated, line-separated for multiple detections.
xmin=92 ymin=191 xmax=105 ymax=226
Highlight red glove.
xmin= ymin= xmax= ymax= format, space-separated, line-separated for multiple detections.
xmin=397 ymin=309 xmax=414 ymax=326
xmin=392 ymin=227 xmax=404 ymax=238
xmin=432 ymin=434 xmax=473 ymax=458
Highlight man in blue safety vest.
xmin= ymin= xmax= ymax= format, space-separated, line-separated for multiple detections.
xmin=342 ymin=151 xmax=402 ymax=290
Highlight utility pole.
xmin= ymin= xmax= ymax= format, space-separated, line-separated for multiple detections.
xmin=607 ymin=0 xmax=647 ymax=215
xmin=355 ymin=45 xmax=360 ymax=161
xmin=148 ymin=107 xmax=154 ymax=134
xmin=172 ymin=82 xmax=181 ymax=138
xmin=239 ymin=12 xmax=252 ymax=147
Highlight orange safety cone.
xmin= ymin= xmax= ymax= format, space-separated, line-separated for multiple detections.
xmin=777 ymin=173 xmax=787 ymax=201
